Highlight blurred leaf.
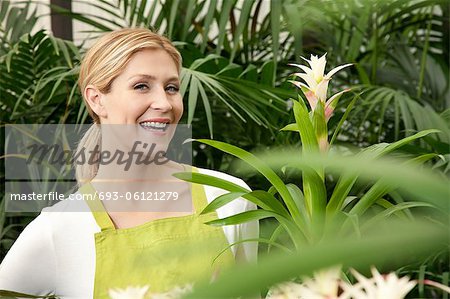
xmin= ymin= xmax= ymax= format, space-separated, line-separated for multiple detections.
xmin=183 ymin=220 xmax=448 ymax=298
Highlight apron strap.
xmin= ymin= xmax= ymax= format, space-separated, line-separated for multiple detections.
xmin=79 ymin=183 xmax=116 ymax=231
xmin=185 ymin=166 xmax=209 ymax=214
xmin=191 ymin=180 xmax=208 ymax=214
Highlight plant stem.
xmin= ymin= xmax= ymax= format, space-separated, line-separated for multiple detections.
xmin=371 ymin=10 xmax=378 ymax=83
xmin=417 ymin=7 xmax=433 ymax=99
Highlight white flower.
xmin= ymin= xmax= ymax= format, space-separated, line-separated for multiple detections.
xmin=298 ymin=266 xmax=341 ymax=298
xmin=266 ymin=266 xmax=450 ymax=299
xmin=267 ymin=266 xmax=341 ymax=299
xmin=340 ymin=267 xmax=416 ymax=299
xmin=289 ymin=53 xmax=352 ymax=119
xmin=266 ymin=281 xmax=303 ymax=299
xmin=291 ymin=53 xmax=351 ymax=101
xmin=109 ymin=285 xmax=149 ymax=299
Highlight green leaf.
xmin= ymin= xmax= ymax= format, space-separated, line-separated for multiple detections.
xmin=326 ymin=130 xmax=440 ymax=215
xmin=195 ymin=139 xmax=306 ymax=232
xmin=312 ymin=100 xmax=327 ymax=149
xmin=255 ymin=146 xmax=449 ymax=212
xmin=293 ymin=98 xmax=319 ymax=152
xmin=135 ymin=0 xmax=147 ymax=25
xmin=285 ymin=183 xmax=310 ymax=226
xmin=362 ymin=201 xmax=435 ymax=230
xmin=205 ymin=209 xmax=280 ymax=226
xmin=200 ymin=0 xmax=217 ymax=52
xmin=244 ymin=190 xmax=290 ymax=216
xmin=173 ymin=171 xmax=250 ymax=192
xmin=184 ymin=221 xmax=448 ymax=298
xmin=201 ymin=192 xmax=246 ymax=214
xmin=302 ymin=167 xmax=326 ymax=222
xmin=128 ymin=0 xmax=138 ymax=26
xmin=174 ymin=173 xmax=288 ymax=217
xmin=48 ymin=4 xmax=112 ymax=31
xmin=213 ymin=238 xmax=291 ymax=266
xmin=349 ymin=153 xmax=438 ymax=216
xmin=187 ymin=75 xmax=199 ymax=125
xmin=267 ymin=224 xmax=287 ymax=253
xmin=280 ymin=123 xmax=299 ymax=132
xmin=349 ymin=179 xmax=393 ymax=216
xmin=196 ymin=77 xmax=213 ymax=138
xmin=216 ymin=0 xmax=236 ymax=55
xmin=330 ymin=92 xmax=360 ymax=145
xmin=270 ymin=0 xmax=281 ymax=79
xmin=189 ymin=54 xmax=222 ymax=70
xmin=145 ymin=0 xmax=158 ymax=27
xmin=238 ymin=64 xmax=257 ymax=81
xmin=167 ymin=0 xmax=180 ymax=39
xmin=230 ymin=0 xmax=253 ymax=62
xmin=181 ymin=0 xmax=196 ymax=41
xmin=179 ymin=69 xmax=191 ymax=99
xmin=260 ymin=60 xmax=275 ymax=86
xmin=355 ymin=63 xmax=371 ymax=85
xmin=0 ymin=290 xmax=57 ymax=298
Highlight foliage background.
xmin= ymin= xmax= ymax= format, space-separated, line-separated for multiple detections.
xmin=0 ymin=0 xmax=449 ymax=297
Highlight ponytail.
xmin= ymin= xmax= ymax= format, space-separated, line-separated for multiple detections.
xmin=74 ymin=124 xmax=101 ymax=186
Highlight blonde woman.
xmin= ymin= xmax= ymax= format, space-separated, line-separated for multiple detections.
xmin=0 ymin=28 xmax=258 ymax=298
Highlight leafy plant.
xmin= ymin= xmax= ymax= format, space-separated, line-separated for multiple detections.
xmin=174 ymin=54 xmax=449 ymax=297
xmin=0 ymin=1 xmax=448 ymax=297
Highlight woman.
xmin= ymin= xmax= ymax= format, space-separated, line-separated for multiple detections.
xmin=0 ymin=28 xmax=258 ymax=298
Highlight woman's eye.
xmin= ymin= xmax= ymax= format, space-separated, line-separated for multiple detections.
xmin=134 ymin=83 xmax=149 ymax=91
xmin=166 ymin=85 xmax=179 ymax=94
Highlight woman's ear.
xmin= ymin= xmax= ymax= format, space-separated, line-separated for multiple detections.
xmin=84 ymin=85 xmax=107 ymax=119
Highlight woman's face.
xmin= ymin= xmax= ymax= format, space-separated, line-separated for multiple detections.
xmin=98 ymin=49 xmax=183 ymax=129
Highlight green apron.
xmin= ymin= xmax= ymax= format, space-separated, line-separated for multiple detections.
xmin=79 ymin=173 xmax=235 ymax=298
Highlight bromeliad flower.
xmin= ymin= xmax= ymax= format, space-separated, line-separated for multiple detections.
xmin=266 ymin=266 xmax=342 ymax=299
xmin=339 ymin=267 xmax=416 ymax=299
xmin=266 ymin=266 xmax=450 ymax=299
xmin=297 ymin=265 xmax=342 ymax=298
xmin=289 ymin=54 xmax=352 ymax=121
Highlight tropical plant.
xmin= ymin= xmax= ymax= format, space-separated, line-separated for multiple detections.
xmin=0 ymin=0 xmax=39 ymax=56
xmin=177 ymin=153 xmax=449 ymax=298
xmin=0 ymin=16 xmax=81 ymax=255
xmin=0 ymin=0 xmax=448 ymax=297
xmin=173 ymin=54 xmax=449 ymax=297
xmin=43 ymin=0 xmax=449 ymax=171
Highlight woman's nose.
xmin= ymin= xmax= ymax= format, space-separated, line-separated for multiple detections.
xmin=150 ymin=87 xmax=172 ymax=111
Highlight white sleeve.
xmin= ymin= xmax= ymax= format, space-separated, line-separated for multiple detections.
xmin=233 ymin=179 xmax=259 ymax=264
xmin=0 ymin=211 xmax=57 ymax=296
xmin=236 ymin=194 xmax=259 ymax=263
xmin=198 ymin=168 xmax=259 ymax=263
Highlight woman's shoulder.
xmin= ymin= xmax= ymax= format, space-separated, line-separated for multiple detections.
xmin=32 ymin=190 xmax=99 ymax=235
xmin=0 ymin=191 xmax=97 ymax=295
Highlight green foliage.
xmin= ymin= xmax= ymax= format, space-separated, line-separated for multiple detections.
xmin=185 ymin=220 xmax=448 ymax=298
xmin=0 ymin=30 xmax=81 ymax=124
xmin=0 ymin=0 xmax=449 ymax=297
xmin=0 ymin=1 xmax=38 ymax=56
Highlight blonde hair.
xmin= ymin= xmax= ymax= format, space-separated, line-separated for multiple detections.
xmin=75 ymin=28 xmax=182 ymax=184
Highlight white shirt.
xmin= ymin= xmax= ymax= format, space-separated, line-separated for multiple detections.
xmin=0 ymin=168 xmax=258 ymax=298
